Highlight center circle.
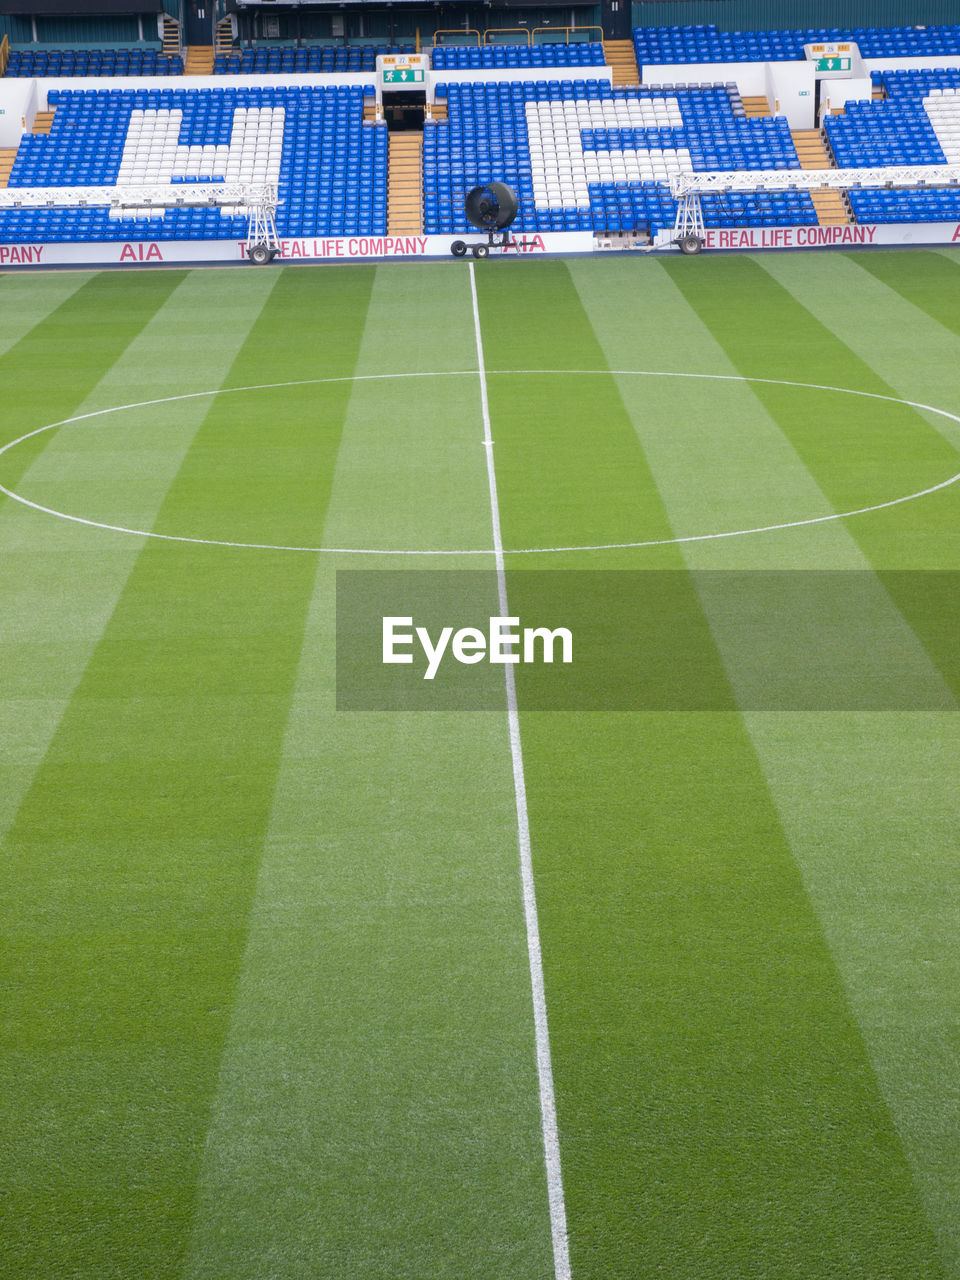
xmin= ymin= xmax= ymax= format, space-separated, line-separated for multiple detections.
xmin=0 ymin=370 xmax=957 ymax=555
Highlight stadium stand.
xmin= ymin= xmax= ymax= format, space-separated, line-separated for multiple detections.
xmin=2 ymin=21 xmax=959 ymax=248
xmin=0 ymin=86 xmax=387 ymax=243
xmin=424 ymin=79 xmax=812 ymax=238
xmin=4 ymin=48 xmax=183 ymax=77
xmin=633 ymin=23 xmax=960 ymax=66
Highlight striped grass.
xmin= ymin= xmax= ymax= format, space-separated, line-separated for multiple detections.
xmin=1 ymin=252 xmax=958 ymax=1280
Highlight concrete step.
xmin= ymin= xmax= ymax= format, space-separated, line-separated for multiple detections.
xmin=33 ymin=111 xmax=55 ymax=135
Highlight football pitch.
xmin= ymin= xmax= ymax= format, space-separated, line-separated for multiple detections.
xmin=1 ymin=250 xmax=959 ymax=1280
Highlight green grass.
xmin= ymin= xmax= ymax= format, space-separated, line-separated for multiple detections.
xmin=1 ymin=252 xmax=959 ymax=1280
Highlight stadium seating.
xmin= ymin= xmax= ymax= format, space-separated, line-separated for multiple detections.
xmin=825 ymin=98 xmax=945 ymax=167
xmin=212 ymin=42 xmax=601 ymax=75
xmin=1 ymin=86 xmax=387 ymax=243
xmin=424 ymin=79 xmax=811 ymax=237
xmin=848 ymin=185 xmax=960 ymax=222
xmin=633 ymin=23 xmax=960 ymax=66
xmin=827 ymin=72 xmax=960 ymax=223
xmin=213 ymin=46 xmax=412 ymax=74
xmin=4 ymin=33 xmax=958 ymax=248
xmin=431 ymin=43 xmax=605 ymax=71
xmin=4 ymin=47 xmax=183 ymax=77
xmin=880 ymin=67 xmax=960 ymax=101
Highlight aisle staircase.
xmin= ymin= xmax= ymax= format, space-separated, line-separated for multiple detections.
xmin=0 ymin=148 xmax=16 ymax=187
xmin=603 ymin=39 xmax=640 ymax=88
xmin=32 ymin=110 xmax=55 ymax=135
xmin=185 ymin=46 xmax=214 ymax=75
xmin=387 ymin=132 xmax=423 ymax=235
xmin=742 ymin=95 xmax=772 ymax=118
xmin=792 ymin=127 xmax=852 ymax=225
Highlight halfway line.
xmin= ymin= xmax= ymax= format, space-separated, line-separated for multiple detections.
xmin=468 ymin=261 xmax=572 ymax=1280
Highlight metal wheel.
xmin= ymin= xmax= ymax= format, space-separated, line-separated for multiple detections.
xmin=472 ymin=243 xmax=489 ymax=259
xmin=451 ymin=240 xmax=468 ymax=258
xmin=247 ymin=243 xmax=271 ymax=265
xmin=678 ymin=234 xmax=703 ymax=256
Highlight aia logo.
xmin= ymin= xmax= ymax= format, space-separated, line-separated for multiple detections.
xmin=120 ymin=243 xmax=163 ymax=262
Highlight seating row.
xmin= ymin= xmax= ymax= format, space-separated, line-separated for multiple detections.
xmin=848 ymin=187 xmax=960 ymax=222
xmin=214 ymin=47 xmax=389 ymax=73
xmin=634 ymin=22 xmax=960 ymax=65
xmin=4 ymin=48 xmax=183 ymax=77
xmin=880 ymin=68 xmax=960 ymax=100
xmin=431 ymin=44 xmax=605 ymax=70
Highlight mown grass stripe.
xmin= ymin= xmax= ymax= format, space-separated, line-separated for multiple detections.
xmin=0 ymin=265 xmax=374 ymax=1280
xmin=0 ymin=271 xmax=187 ymax=494
xmin=184 ymin=262 xmax=558 ymax=1280
xmin=321 ymin=262 xmax=493 ymax=554
xmin=478 ymin=261 xmax=683 ymax=570
xmin=664 ymin=255 xmax=960 ymax=562
xmin=566 ymin=256 xmax=862 ymax=570
xmin=475 ymin=259 xmax=950 ymax=1279
xmin=0 ymin=268 xmax=281 ymax=852
xmin=852 ymin=248 xmax=960 ymax=341
xmin=666 ymin=257 xmax=960 ymax=672
xmin=470 ymin=258 xmax=571 ymax=1280
xmin=0 ymin=270 xmax=93 ymax=360
xmin=758 ymin=252 xmax=960 ymax=456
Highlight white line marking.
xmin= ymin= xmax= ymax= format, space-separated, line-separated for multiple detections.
xmin=1 ymin=370 xmax=958 ymax=556
xmin=469 ymin=263 xmax=572 ymax=1280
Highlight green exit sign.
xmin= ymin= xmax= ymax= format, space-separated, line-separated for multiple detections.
xmin=816 ymin=56 xmax=851 ymax=71
xmin=383 ymin=68 xmax=424 ymax=84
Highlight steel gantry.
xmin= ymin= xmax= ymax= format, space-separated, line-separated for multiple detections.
xmin=668 ymin=164 xmax=960 ymax=252
xmin=0 ymin=182 xmax=281 ymax=262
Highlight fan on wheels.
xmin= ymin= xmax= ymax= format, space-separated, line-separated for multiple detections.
xmin=464 ymin=183 xmax=518 ymax=232
xmin=451 ymin=184 xmax=519 ymax=258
